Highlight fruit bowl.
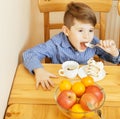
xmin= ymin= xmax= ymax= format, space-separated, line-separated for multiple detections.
xmin=54 ymin=79 xmax=106 ymax=119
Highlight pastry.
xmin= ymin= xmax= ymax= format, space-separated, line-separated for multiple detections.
xmin=86 ymin=58 xmax=104 ymax=77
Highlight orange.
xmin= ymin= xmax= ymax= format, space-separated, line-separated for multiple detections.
xmin=59 ymin=79 xmax=72 ymax=91
xmin=71 ymin=104 xmax=85 ymax=118
xmin=71 ymin=82 xmax=85 ymax=97
xmin=81 ymin=76 xmax=94 ymax=87
xmin=85 ymin=111 xmax=95 ymax=118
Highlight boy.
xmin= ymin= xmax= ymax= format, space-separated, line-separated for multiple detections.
xmin=23 ymin=2 xmax=120 ymax=90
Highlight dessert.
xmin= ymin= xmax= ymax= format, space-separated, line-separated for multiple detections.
xmin=86 ymin=58 xmax=104 ymax=77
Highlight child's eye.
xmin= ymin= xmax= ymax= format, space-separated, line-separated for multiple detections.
xmin=79 ymin=30 xmax=83 ymax=32
xmin=89 ymin=29 xmax=94 ymax=32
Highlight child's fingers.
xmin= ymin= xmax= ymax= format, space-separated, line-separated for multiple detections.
xmin=36 ymin=80 xmax=40 ymax=89
xmin=100 ymin=40 xmax=116 ymax=48
xmin=41 ymin=80 xmax=50 ymax=90
xmin=36 ymin=78 xmax=55 ymax=90
xmin=50 ymin=73 xmax=59 ymax=78
xmin=48 ymin=79 xmax=55 ymax=88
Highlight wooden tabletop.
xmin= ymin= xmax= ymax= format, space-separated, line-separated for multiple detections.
xmin=5 ymin=104 xmax=120 ymax=119
xmin=8 ymin=64 xmax=120 ymax=106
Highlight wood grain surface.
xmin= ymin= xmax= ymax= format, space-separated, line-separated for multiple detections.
xmin=5 ymin=104 xmax=120 ymax=119
xmin=8 ymin=64 xmax=120 ymax=106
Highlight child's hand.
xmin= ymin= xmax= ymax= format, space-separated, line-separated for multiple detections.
xmin=98 ymin=40 xmax=119 ymax=57
xmin=34 ymin=68 xmax=58 ymax=90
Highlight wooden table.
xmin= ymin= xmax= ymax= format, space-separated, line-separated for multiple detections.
xmin=5 ymin=64 xmax=120 ymax=119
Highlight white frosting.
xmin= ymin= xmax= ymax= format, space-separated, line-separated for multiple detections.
xmin=86 ymin=58 xmax=104 ymax=77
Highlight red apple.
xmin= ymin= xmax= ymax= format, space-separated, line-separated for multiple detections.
xmin=85 ymin=85 xmax=103 ymax=102
xmin=80 ymin=93 xmax=99 ymax=111
xmin=57 ymin=90 xmax=76 ymax=109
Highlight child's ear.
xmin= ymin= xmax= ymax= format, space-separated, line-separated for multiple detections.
xmin=62 ymin=25 xmax=70 ymax=36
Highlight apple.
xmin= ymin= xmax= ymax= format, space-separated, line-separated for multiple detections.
xmin=79 ymin=93 xmax=99 ymax=111
xmin=85 ymin=85 xmax=103 ymax=102
xmin=57 ymin=90 xmax=77 ymax=109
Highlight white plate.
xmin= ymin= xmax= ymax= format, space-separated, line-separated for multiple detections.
xmin=78 ymin=65 xmax=106 ymax=82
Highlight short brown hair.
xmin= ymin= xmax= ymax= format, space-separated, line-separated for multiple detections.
xmin=64 ymin=2 xmax=97 ymax=28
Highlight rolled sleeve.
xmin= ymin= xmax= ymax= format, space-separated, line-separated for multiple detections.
xmin=22 ymin=50 xmax=43 ymax=74
xmin=112 ymin=50 xmax=120 ymax=64
xmin=96 ymin=48 xmax=120 ymax=64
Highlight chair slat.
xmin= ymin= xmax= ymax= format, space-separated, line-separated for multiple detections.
xmin=39 ymin=0 xmax=112 ymax=12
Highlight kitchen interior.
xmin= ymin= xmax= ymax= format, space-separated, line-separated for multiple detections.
xmin=0 ymin=0 xmax=120 ymax=119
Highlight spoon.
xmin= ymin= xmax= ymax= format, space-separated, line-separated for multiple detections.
xmin=85 ymin=43 xmax=99 ymax=48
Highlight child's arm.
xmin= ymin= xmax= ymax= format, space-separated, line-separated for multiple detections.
xmin=34 ymin=68 xmax=58 ymax=90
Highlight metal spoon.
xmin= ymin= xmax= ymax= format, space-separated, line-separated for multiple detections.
xmin=85 ymin=43 xmax=98 ymax=48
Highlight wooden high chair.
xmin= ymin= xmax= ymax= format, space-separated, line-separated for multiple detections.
xmin=38 ymin=0 xmax=112 ymax=63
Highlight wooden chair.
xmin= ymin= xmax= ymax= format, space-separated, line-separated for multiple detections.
xmin=38 ymin=0 xmax=112 ymax=63
xmin=118 ymin=0 xmax=120 ymax=64
xmin=118 ymin=0 xmax=120 ymax=15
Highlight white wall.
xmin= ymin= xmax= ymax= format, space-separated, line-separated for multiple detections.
xmin=0 ymin=0 xmax=31 ymax=118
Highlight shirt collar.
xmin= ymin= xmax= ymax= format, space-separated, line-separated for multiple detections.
xmin=61 ymin=33 xmax=72 ymax=48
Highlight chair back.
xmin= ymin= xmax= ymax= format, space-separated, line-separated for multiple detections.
xmin=39 ymin=0 xmax=112 ymax=63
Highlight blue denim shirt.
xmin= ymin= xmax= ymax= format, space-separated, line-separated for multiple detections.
xmin=23 ymin=32 xmax=120 ymax=73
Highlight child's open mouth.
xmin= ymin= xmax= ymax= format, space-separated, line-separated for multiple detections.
xmin=80 ymin=42 xmax=87 ymax=50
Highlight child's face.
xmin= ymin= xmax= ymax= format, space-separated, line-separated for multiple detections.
xmin=66 ymin=19 xmax=94 ymax=52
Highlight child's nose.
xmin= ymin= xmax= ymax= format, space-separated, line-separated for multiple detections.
xmin=82 ymin=31 xmax=89 ymax=39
